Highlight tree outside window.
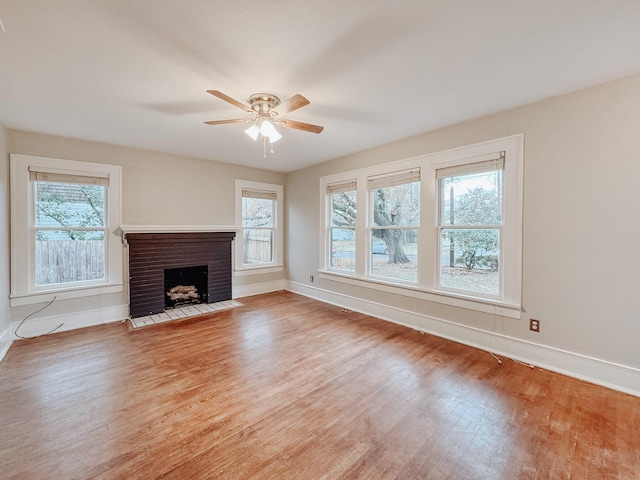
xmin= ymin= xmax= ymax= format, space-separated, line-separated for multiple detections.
xmin=328 ymin=182 xmax=356 ymax=272
xmin=369 ymin=172 xmax=420 ymax=283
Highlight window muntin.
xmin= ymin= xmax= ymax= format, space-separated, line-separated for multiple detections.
xmin=368 ymin=170 xmax=420 ymax=283
xmin=242 ymin=190 xmax=275 ymax=265
xmin=328 ymin=181 xmax=356 ymax=272
xmin=437 ymin=158 xmax=503 ymax=297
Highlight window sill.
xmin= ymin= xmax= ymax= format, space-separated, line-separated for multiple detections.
xmin=318 ymin=270 xmax=521 ymax=319
xmin=10 ymin=283 xmax=124 ymax=307
xmin=234 ymin=265 xmax=284 ymax=276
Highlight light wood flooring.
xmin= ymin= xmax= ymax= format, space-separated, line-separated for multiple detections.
xmin=1 ymin=292 xmax=638 ymax=479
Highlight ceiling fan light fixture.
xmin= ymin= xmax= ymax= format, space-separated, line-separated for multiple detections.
xmin=268 ymin=128 xmax=282 ymax=143
xmin=259 ymin=120 xmax=282 ymax=142
xmin=244 ymin=124 xmax=260 ymax=141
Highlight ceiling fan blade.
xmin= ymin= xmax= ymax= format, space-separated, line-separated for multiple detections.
xmin=207 ymin=90 xmax=253 ymax=113
xmin=272 ymin=94 xmax=310 ymax=115
xmin=204 ymin=118 xmax=248 ymax=125
xmin=279 ymin=119 xmax=324 ymax=134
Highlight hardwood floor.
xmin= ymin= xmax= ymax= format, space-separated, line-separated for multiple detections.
xmin=1 ymin=291 xmax=638 ymax=479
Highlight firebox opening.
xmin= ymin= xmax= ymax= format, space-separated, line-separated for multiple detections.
xmin=164 ymin=265 xmax=209 ymax=310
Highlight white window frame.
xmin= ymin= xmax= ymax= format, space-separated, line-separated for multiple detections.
xmin=318 ymin=134 xmax=523 ymax=318
xmin=10 ymin=154 xmax=123 ymax=306
xmin=234 ymin=179 xmax=283 ymax=275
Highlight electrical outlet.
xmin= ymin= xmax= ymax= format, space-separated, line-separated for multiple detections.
xmin=530 ymin=318 xmax=540 ymax=332
xmin=309 ymin=275 xmax=314 ymax=283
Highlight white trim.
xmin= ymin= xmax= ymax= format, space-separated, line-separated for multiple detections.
xmin=318 ymin=270 xmax=520 ymax=318
xmin=0 ymin=327 xmax=13 ymax=363
xmin=10 ymin=154 xmax=123 ymax=305
xmin=9 ymin=304 xmax=129 ymax=340
xmin=9 ymin=283 xmax=124 ymax=307
xmin=285 ymin=280 xmax=640 ymax=398
xmin=233 ymin=279 xmax=286 ymax=299
xmin=235 ymin=179 xmax=283 ymax=272
xmin=234 ymin=265 xmax=284 ymax=276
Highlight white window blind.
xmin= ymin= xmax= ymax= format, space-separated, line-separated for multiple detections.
xmin=242 ymin=188 xmax=277 ymax=200
xmin=29 ymin=167 xmax=109 ymax=186
xmin=367 ymin=168 xmax=420 ymax=190
xmin=326 ymin=180 xmax=357 ymax=194
xmin=436 ymin=152 xmax=505 ymax=179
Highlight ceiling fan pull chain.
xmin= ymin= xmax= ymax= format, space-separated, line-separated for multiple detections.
xmin=263 ymin=136 xmax=267 ymax=159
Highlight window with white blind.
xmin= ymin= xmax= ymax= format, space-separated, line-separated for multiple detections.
xmin=235 ymin=180 xmax=283 ymax=273
xmin=368 ymin=169 xmax=420 ymax=283
xmin=437 ymin=154 xmax=504 ymax=298
xmin=319 ymin=134 xmax=523 ymax=317
xmin=32 ymin=169 xmax=109 ymax=286
xmin=10 ymin=155 xmax=123 ymax=306
xmin=327 ymin=180 xmax=357 ymax=272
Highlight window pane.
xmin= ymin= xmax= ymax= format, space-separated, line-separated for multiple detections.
xmin=331 ymin=190 xmax=356 ymax=227
xmin=243 ymin=229 xmax=273 ymax=264
xmin=441 ymin=170 xmax=502 ymax=226
xmin=242 ymin=197 xmax=274 ymax=227
xmin=36 ymin=182 xmax=105 ymax=228
xmin=35 ymin=234 xmax=105 ymax=285
xmin=370 ymin=229 xmax=417 ymax=283
xmin=372 ymin=182 xmax=420 ymax=227
xmin=330 ymin=228 xmax=355 ymax=271
xmin=440 ymin=228 xmax=499 ymax=295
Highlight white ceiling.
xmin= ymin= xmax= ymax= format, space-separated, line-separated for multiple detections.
xmin=1 ymin=1 xmax=640 ymax=173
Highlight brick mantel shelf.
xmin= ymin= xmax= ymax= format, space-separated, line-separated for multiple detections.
xmin=120 ymin=225 xmax=240 ymax=244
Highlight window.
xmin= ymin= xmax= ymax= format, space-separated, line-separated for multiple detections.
xmin=235 ymin=180 xmax=283 ymax=273
xmin=10 ymin=155 xmax=123 ymax=306
xmin=437 ymin=157 xmax=503 ymax=297
xmin=319 ymin=135 xmax=523 ymax=317
xmin=368 ymin=170 xmax=420 ymax=283
xmin=327 ymin=180 xmax=357 ymax=272
xmin=242 ymin=189 xmax=275 ymax=265
xmin=33 ymin=170 xmax=108 ymax=286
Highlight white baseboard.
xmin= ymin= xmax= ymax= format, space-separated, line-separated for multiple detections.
xmin=0 ymin=326 xmax=13 ymax=362
xmin=9 ymin=304 xmax=129 ymax=340
xmin=233 ymin=279 xmax=286 ymax=299
xmin=285 ymin=280 xmax=640 ymax=398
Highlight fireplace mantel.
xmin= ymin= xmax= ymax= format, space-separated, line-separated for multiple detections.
xmin=120 ymin=224 xmax=240 ymax=243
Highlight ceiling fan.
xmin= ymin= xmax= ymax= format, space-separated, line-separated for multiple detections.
xmin=205 ymin=91 xmax=324 ymax=154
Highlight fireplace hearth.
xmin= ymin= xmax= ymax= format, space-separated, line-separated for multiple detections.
xmin=126 ymin=232 xmax=235 ymax=318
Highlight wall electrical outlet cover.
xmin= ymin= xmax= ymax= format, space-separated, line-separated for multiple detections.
xmin=530 ymin=318 xmax=540 ymax=332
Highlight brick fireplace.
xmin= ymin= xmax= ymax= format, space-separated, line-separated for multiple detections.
xmin=126 ymin=232 xmax=236 ymax=318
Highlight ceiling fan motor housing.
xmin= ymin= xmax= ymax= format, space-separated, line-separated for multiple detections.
xmin=249 ymin=93 xmax=281 ymax=115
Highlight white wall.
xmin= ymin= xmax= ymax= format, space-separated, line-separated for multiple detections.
xmin=7 ymin=131 xmax=286 ymax=334
xmin=285 ymin=73 xmax=640 ymax=395
xmin=0 ymin=123 xmax=11 ymax=358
